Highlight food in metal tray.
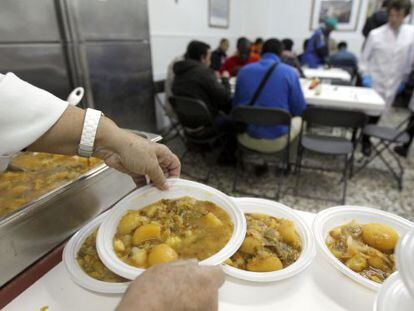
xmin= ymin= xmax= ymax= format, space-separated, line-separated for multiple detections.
xmin=77 ymin=229 xmax=127 ymax=283
xmin=113 ymin=197 xmax=233 ymax=268
xmin=226 ymin=213 xmax=302 ymax=272
xmin=326 ymin=220 xmax=398 ymax=283
xmin=0 ymin=152 xmax=102 ymax=217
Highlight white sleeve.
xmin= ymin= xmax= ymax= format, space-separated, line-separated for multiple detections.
xmin=0 ymin=72 xmax=68 ymax=156
xmin=359 ymin=33 xmax=374 ymax=76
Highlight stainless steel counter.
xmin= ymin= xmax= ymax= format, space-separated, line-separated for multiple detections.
xmin=0 ymin=132 xmax=161 ymax=287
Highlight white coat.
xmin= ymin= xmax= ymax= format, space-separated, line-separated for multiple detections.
xmin=0 ymin=72 xmax=68 ymax=171
xmin=360 ymin=23 xmax=414 ymax=113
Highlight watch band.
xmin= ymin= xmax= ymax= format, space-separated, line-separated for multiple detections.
xmin=78 ymin=108 xmax=102 ymax=157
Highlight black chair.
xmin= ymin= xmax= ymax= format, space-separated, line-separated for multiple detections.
xmin=169 ymin=95 xmax=227 ymax=182
xmin=352 ymin=116 xmax=414 ymax=190
xmin=231 ymin=106 xmax=292 ymax=200
xmin=295 ymin=106 xmax=367 ymax=204
xmin=153 ymin=80 xmax=184 ymax=142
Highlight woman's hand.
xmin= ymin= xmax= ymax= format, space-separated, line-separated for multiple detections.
xmin=94 ymin=128 xmax=180 ymax=189
xmin=116 ymin=260 xmax=225 ymax=311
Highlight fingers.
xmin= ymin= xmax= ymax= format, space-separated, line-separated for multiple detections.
xmin=198 ymin=265 xmax=225 ymax=288
xmin=167 ymin=153 xmax=181 ymax=178
xmin=156 ymin=145 xmax=181 ymax=178
xmin=148 ymin=161 xmax=168 ymax=190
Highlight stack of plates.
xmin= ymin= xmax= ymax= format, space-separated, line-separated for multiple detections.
xmin=63 ymin=178 xmax=316 ymax=293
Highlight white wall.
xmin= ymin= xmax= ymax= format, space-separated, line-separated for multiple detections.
xmin=148 ymin=0 xmax=246 ymax=80
xmin=148 ymin=0 xmax=410 ymax=80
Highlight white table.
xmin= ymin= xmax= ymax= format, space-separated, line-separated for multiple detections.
xmin=5 ymin=211 xmax=377 ymax=311
xmin=301 ymin=79 xmax=385 ymax=113
xmin=303 ymin=67 xmax=352 ymax=82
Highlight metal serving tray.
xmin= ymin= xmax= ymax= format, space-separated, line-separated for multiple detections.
xmin=0 ymin=131 xmax=161 ymax=286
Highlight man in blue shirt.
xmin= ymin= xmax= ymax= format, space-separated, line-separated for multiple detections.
xmin=233 ymin=39 xmax=307 ymax=154
xmin=329 ymin=41 xmax=358 ymax=76
xmin=302 ymin=17 xmax=338 ymax=68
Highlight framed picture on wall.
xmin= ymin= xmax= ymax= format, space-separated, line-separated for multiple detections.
xmin=310 ymin=0 xmax=363 ymax=31
xmin=209 ymin=0 xmax=230 ymax=28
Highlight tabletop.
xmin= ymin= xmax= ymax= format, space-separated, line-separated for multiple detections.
xmin=5 ymin=211 xmax=377 ymax=311
xmin=303 ymin=67 xmax=352 ymax=82
xmin=230 ymin=77 xmax=385 ymax=113
xmin=301 ymin=79 xmax=385 ymax=113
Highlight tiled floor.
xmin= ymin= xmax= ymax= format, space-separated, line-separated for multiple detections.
xmin=164 ymin=108 xmax=414 ymax=222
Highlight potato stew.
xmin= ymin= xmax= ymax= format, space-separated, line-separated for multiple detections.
xmin=326 ymin=220 xmax=398 ymax=283
xmin=77 ymin=229 xmax=127 ymax=283
xmin=0 ymin=152 xmax=101 ymax=218
xmin=226 ymin=213 xmax=302 ymax=272
xmin=113 ymin=197 xmax=233 ymax=268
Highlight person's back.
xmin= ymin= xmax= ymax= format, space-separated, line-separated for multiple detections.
xmin=281 ymin=38 xmax=304 ymax=77
xmin=329 ymin=42 xmax=358 ymax=74
xmin=363 ymin=1 xmax=390 ymax=38
xmin=233 ymin=39 xmax=306 ymax=145
xmin=172 ymin=41 xmax=230 ymax=118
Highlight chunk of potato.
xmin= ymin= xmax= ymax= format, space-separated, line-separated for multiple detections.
xmin=148 ymin=244 xmax=178 ymax=267
xmin=113 ymin=239 xmax=125 ymax=252
xmin=203 ymin=212 xmax=223 ymax=228
xmin=165 ymin=236 xmax=182 ymax=248
xmin=346 ymin=255 xmax=367 ymax=272
xmin=131 ymin=247 xmax=147 ymax=267
xmin=240 ymin=236 xmax=262 ymax=255
xmin=278 ymin=220 xmax=301 ymax=248
xmin=246 ymin=256 xmax=283 ymax=272
xmin=132 ymin=224 xmax=161 ymax=245
xmin=117 ymin=212 xmax=142 ymax=235
xmin=362 ymin=223 xmax=399 ymax=252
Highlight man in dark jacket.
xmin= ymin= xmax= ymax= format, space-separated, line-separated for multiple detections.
xmin=172 ymin=41 xmax=235 ymax=164
xmin=172 ymin=41 xmax=231 ymax=117
xmin=363 ymin=0 xmax=390 ymax=38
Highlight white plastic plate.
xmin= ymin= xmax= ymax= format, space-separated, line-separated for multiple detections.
xmin=396 ymin=227 xmax=414 ymax=298
xmin=97 ymin=178 xmax=247 ymax=280
xmin=313 ymin=205 xmax=413 ymax=291
xmin=63 ymin=210 xmax=130 ymax=293
xmin=223 ymin=197 xmax=316 ymax=282
xmin=374 ymin=272 xmax=414 ymax=311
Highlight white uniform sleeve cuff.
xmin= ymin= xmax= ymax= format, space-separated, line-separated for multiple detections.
xmin=0 ymin=72 xmax=69 ymax=155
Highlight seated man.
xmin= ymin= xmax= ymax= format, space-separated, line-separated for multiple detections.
xmin=172 ymin=41 xmax=235 ymax=163
xmin=220 ymin=37 xmax=260 ymax=77
xmin=250 ymin=37 xmax=264 ymax=59
xmin=211 ymin=38 xmax=229 ymax=72
xmin=173 ymin=41 xmax=231 ymax=118
xmin=328 ymin=41 xmax=358 ymax=76
xmin=281 ymin=38 xmax=304 ymax=77
xmin=233 ymin=39 xmax=307 ymax=154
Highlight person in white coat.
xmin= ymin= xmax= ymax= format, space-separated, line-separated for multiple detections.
xmin=0 ymin=72 xmax=224 ymax=311
xmin=359 ymin=0 xmax=414 ymax=155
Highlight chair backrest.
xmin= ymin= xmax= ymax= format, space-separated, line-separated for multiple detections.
xmin=231 ymin=106 xmax=292 ymax=127
xmin=303 ymin=106 xmax=367 ymax=129
xmin=169 ymin=96 xmax=214 ymax=128
xmin=153 ymin=80 xmax=165 ymax=94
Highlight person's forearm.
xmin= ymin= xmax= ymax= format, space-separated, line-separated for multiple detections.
xmin=27 ymin=105 xmax=122 ymax=157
